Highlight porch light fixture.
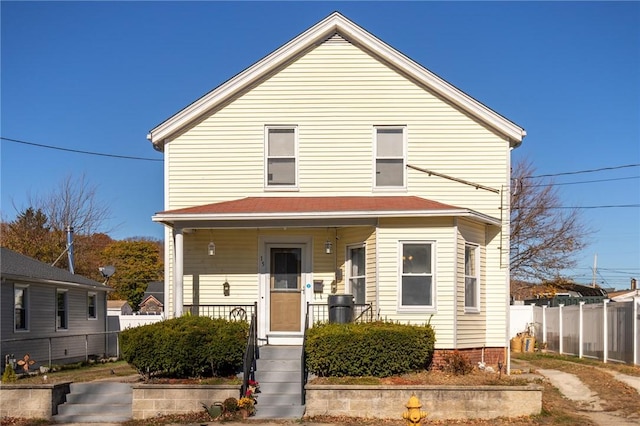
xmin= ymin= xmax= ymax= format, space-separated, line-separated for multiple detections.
xmin=325 ymin=240 xmax=333 ymax=254
xmin=208 ymin=241 xmax=216 ymax=256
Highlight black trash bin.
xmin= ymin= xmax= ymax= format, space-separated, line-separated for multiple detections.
xmin=328 ymin=294 xmax=354 ymax=323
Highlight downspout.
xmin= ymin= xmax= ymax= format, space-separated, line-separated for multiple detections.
xmin=453 ymin=218 xmax=458 ymax=349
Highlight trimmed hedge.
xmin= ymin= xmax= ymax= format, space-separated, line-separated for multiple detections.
xmin=120 ymin=316 xmax=248 ymax=378
xmin=305 ymin=321 xmax=435 ymax=377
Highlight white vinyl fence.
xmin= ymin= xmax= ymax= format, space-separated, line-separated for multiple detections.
xmin=510 ymin=297 xmax=640 ymax=365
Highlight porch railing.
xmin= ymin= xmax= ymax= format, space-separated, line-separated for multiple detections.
xmin=184 ymin=303 xmax=256 ymax=320
xmin=240 ymin=306 xmax=259 ymax=399
xmin=307 ymin=302 xmax=374 ymax=324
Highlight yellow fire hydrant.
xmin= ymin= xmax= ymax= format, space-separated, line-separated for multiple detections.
xmin=402 ymin=394 xmax=427 ymax=426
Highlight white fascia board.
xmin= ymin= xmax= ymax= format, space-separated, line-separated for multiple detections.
xmin=152 ymin=208 xmax=500 ymax=226
xmin=148 ymin=12 xmax=525 ymax=149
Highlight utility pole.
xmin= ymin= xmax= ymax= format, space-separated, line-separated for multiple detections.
xmin=591 ymin=254 xmax=597 ymax=288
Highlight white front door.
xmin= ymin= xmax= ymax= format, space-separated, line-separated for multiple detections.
xmin=260 ymin=238 xmax=311 ymax=345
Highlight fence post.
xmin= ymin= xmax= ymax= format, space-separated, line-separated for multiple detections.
xmin=579 ymin=301 xmax=585 ymax=359
xmin=603 ymin=299 xmax=609 ymax=364
xmin=558 ymin=304 xmax=564 ymax=354
xmin=634 ymin=296 xmax=639 ymax=365
xmin=542 ymin=305 xmax=547 ymax=346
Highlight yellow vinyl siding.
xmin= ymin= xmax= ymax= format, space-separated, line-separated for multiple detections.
xmin=165 ymin=39 xmax=509 ymax=220
xmin=376 ymin=218 xmax=456 ymax=347
xmin=456 ymin=219 xmax=489 ymax=348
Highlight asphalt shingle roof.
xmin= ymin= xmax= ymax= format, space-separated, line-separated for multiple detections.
xmin=0 ymin=247 xmax=110 ymax=290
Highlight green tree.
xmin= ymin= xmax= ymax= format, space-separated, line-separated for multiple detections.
xmin=101 ymin=239 xmax=163 ymax=309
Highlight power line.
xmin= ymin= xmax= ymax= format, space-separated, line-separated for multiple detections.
xmin=1 ymin=136 xmax=162 ymax=162
xmin=513 ymin=204 xmax=640 ymax=210
xmin=524 ymin=164 xmax=640 ymax=179
xmin=525 ymin=175 xmax=640 ymax=188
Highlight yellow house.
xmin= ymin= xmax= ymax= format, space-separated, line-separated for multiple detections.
xmin=147 ymin=12 xmax=525 ymax=363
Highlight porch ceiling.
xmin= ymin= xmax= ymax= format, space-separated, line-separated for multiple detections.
xmin=152 ymin=196 xmax=501 ymax=228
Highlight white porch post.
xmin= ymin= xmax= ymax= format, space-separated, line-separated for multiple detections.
xmin=174 ymin=227 xmax=184 ymax=317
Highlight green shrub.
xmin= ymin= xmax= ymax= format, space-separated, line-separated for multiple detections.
xmin=120 ymin=316 xmax=248 ymax=379
xmin=2 ymin=363 xmax=18 ymax=383
xmin=305 ymin=321 xmax=435 ymax=377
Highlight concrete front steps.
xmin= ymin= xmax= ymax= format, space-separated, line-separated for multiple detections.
xmin=253 ymin=345 xmax=305 ymax=419
xmin=52 ymin=382 xmax=132 ymax=423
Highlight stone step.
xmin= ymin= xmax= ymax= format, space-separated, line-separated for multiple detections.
xmin=255 ymin=380 xmax=301 ymax=394
xmin=255 ymin=370 xmax=300 ymax=383
xmin=258 ymin=393 xmax=303 ymax=405
xmin=257 ymin=358 xmax=302 ymax=371
xmin=53 ymin=381 xmax=133 ymax=424
xmin=254 ymin=404 xmax=306 ymax=419
xmin=51 ymin=414 xmax=133 ymax=423
xmin=258 ymin=345 xmax=302 ymax=360
xmin=65 ymin=391 xmax=132 ymax=404
xmin=69 ymin=382 xmax=132 ymax=393
xmin=57 ymin=403 xmax=132 ymax=416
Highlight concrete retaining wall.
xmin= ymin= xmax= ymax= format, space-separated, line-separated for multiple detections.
xmin=305 ymin=384 xmax=543 ymax=420
xmin=131 ymin=384 xmax=240 ymax=420
xmin=0 ymin=382 xmax=71 ymax=419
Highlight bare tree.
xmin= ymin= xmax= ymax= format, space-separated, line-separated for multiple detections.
xmin=510 ymin=159 xmax=590 ymax=281
xmin=28 ymin=173 xmax=113 ymax=235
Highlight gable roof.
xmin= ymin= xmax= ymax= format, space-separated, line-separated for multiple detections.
xmin=0 ymin=247 xmax=111 ymax=291
xmin=153 ymin=195 xmax=501 ymax=227
xmin=107 ymin=300 xmax=131 ymax=309
xmin=142 ymin=281 xmax=164 ymax=305
xmin=147 ymin=12 xmax=526 ymax=150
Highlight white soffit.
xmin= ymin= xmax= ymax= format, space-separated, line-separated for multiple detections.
xmin=147 ymin=12 xmax=526 ymax=149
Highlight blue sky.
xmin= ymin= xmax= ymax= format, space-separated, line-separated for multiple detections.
xmin=1 ymin=1 xmax=639 ymax=289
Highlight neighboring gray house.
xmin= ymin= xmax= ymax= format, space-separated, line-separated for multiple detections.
xmin=1 ymin=247 xmax=112 ymax=374
xmin=138 ymin=281 xmax=164 ymax=314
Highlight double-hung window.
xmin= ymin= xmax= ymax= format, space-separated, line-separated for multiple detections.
xmin=57 ymin=290 xmax=68 ymax=330
xmin=347 ymin=245 xmax=366 ymax=304
xmin=88 ymin=292 xmax=97 ymax=319
xmin=400 ymin=242 xmax=434 ymax=309
xmin=265 ymin=126 xmax=297 ymax=188
xmin=374 ymin=126 xmax=405 ymax=188
xmin=464 ymin=244 xmax=480 ymax=311
xmin=14 ymin=285 xmax=28 ymax=331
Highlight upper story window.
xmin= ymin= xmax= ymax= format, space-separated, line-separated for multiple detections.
xmin=399 ymin=241 xmax=434 ymax=310
xmin=57 ymin=289 xmax=68 ymax=330
xmin=465 ymin=244 xmax=480 ymax=312
xmin=265 ymin=126 xmax=297 ymax=188
xmin=15 ymin=285 xmax=29 ymax=331
xmin=374 ymin=126 xmax=405 ymax=188
xmin=88 ymin=292 xmax=97 ymax=319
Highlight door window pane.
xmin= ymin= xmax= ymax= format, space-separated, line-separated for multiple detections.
xmin=271 ymin=248 xmax=301 ymax=290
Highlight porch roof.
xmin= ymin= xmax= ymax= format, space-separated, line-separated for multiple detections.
xmin=152 ymin=196 xmax=501 ymax=228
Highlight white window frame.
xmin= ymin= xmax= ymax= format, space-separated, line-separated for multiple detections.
xmin=264 ymin=125 xmax=298 ymax=190
xmin=14 ymin=284 xmax=29 ymax=332
xmin=373 ymin=126 xmax=406 ymax=190
xmin=464 ymin=243 xmax=480 ymax=313
xmin=346 ymin=243 xmax=366 ymax=305
xmin=397 ymin=241 xmax=436 ymax=312
xmin=56 ymin=289 xmax=69 ymax=331
xmin=87 ymin=292 xmax=98 ymax=320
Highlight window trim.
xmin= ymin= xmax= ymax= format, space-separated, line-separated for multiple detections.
xmin=397 ymin=240 xmax=436 ymax=312
xmin=87 ymin=292 xmax=98 ymax=320
xmin=264 ymin=125 xmax=299 ymax=190
xmin=14 ymin=284 xmax=29 ymax=332
xmin=56 ymin=289 xmax=69 ymax=331
xmin=346 ymin=243 xmax=366 ymax=304
xmin=464 ymin=243 xmax=480 ymax=313
xmin=373 ymin=125 xmax=407 ymax=190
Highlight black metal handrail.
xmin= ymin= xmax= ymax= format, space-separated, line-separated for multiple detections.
xmin=301 ymin=302 xmax=310 ymax=405
xmin=240 ymin=302 xmax=259 ymax=399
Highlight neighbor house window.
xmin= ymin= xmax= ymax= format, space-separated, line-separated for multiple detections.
xmin=400 ymin=242 xmax=434 ymax=308
xmin=465 ymin=244 xmax=479 ymax=311
xmin=14 ymin=285 xmax=28 ymax=331
xmin=57 ymin=290 xmax=68 ymax=330
xmin=348 ymin=245 xmax=366 ymax=304
xmin=374 ymin=126 xmax=405 ymax=188
xmin=265 ymin=126 xmax=297 ymax=187
xmin=88 ymin=292 xmax=97 ymax=319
